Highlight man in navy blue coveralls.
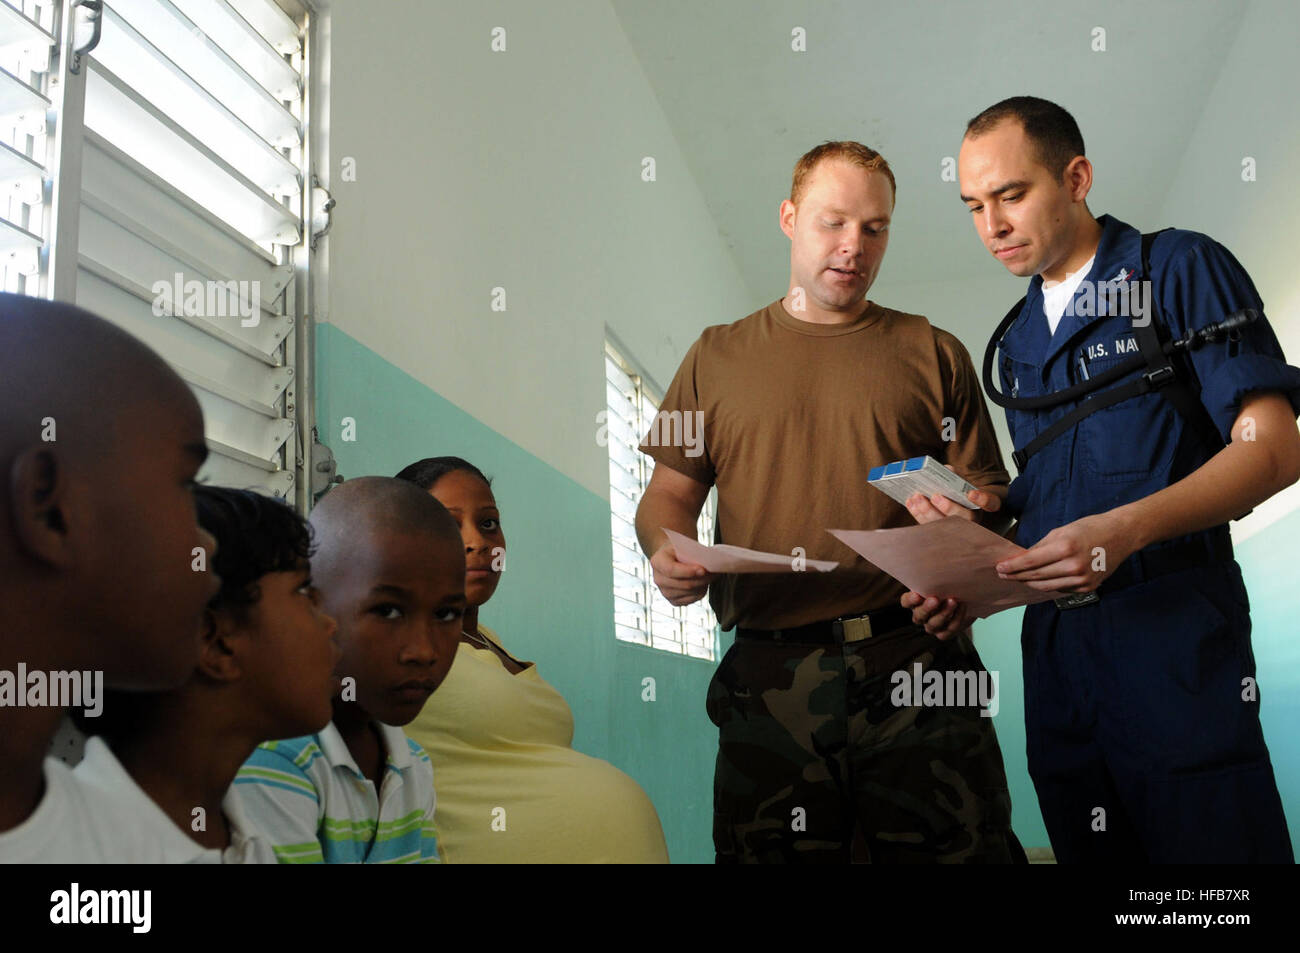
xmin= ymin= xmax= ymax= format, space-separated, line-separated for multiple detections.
xmin=903 ymin=96 xmax=1299 ymax=863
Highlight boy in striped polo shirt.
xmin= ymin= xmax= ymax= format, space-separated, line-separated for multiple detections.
xmin=237 ymin=477 xmax=466 ymax=863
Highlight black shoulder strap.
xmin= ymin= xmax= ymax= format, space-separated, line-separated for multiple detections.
xmin=1133 ymin=229 xmax=1225 ymax=454
xmin=999 ymin=230 xmax=1226 ymax=471
xmin=1011 ymin=358 xmax=1163 ymax=470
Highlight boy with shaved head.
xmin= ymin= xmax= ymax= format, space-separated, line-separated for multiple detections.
xmin=236 ymin=476 xmax=465 ymax=863
xmin=0 ymin=293 xmax=217 ymax=861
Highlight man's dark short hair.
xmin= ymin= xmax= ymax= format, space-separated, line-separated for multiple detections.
xmin=965 ymin=96 xmax=1086 ymax=181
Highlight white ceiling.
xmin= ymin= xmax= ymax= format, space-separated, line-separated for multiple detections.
xmin=609 ymin=0 xmax=1247 ymax=298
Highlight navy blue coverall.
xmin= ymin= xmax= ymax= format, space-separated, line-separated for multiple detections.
xmin=994 ymin=213 xmax=1299 ymax=863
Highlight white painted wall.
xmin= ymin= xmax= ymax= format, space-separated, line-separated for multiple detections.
xmin=1153 ymin=0 xmax=1300 ymax=540
xmin=317 ymin=0 xmax=754 ymax=498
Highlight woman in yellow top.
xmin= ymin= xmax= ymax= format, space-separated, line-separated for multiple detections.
xmin=395 ymin=456 xmax=669 ymax=863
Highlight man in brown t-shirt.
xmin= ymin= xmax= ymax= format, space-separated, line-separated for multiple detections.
xmin=636 ymin=141 xmax=1026 ymax=863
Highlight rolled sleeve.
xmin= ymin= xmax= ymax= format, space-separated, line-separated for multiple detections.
xmin=1199 ymin=353 xmax=1300 ymax=440
xmin=1163 ymin=238 xmax=1300 ymax=441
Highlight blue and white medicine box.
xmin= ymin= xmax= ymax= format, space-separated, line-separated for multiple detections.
xmin=867 ymin=455 xmax=980 ymax=510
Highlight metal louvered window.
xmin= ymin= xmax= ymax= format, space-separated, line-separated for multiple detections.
xmin=0 ymin=1 xmax=55 ymax=291
xmin=4 ymin=0 xmax=321 ymax=511
xmin=606 ymin=341 xmax=719 ymax=661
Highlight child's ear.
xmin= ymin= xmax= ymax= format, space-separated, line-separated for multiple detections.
xmin=197 ymin=607 xmax=244 ymax=683
xmin=8 ymin=446 xmax=78 ymax=569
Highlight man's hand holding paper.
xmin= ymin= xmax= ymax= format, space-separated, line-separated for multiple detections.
xmin=649 ymin=536 xmax=717 ymax=607
xmin=830 ymin=516 xmax=1067 ymax=641
xmin=896 ymin=473 xmax=1141 ymax=637
xmin=899 ymin=470 xmax=1007 ymax=639
xmin=993 ymin=510 xmax=1140 ymax=594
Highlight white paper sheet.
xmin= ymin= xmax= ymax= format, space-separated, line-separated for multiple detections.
xmin=827 ymin=519 xmax=1067 ymax=618
xmin=664 ymin=528 xmax=839 ymax=574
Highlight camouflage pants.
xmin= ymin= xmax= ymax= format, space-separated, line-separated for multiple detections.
xmin=705 ymin=624 xmax=1026 ymax=863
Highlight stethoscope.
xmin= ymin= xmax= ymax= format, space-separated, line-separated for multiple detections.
xmin=981 ymin=306 xmax=1257 ymax=413
xmin=981 ymin=300 xmax=1257 ymax=470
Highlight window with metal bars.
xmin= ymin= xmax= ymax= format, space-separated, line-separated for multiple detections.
xmin=0 ymin=0 xmax=322 ymax=513
xmin=0 ymin=0 xmax=54 ymax=292
xmin=605 ymin=341 xmax=719 ymax=661
xmin=20 ymin=0 xmax=322 ymax=772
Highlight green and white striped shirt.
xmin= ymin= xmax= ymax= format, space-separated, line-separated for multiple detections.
xmin=236 ymin=721 xmax=441 ymax=863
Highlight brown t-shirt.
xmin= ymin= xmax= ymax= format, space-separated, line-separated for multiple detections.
xmin=639 ymin=298 xmax=1009 ymax=631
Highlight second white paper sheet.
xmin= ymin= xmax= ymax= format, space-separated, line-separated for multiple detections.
xmin=827 ymin=518 xmax=1066 ymax=619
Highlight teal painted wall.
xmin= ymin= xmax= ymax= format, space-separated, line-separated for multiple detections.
xmin=1234 ymin=508 xmax=1300 ymax=858
xmin=318 ymin=322 xmax=1298 ymax=862
xmin=967 ymin=608 xmax=1043 ymax=849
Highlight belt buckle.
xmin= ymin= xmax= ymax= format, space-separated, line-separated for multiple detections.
xmin=1053 ymin=592 xmax=1100 ymax=610
xmin=833 ymin=615 xmax=873 ymax=642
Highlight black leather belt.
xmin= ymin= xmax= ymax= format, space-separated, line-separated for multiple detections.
xmin=736 ymin=604 xmax=916 ymax=643
xmin=1053 ymin=527 xmax=1234 ymax=609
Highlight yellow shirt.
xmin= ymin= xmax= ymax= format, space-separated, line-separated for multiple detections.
xmin=404 ymin=624 xmax=669 ymax=863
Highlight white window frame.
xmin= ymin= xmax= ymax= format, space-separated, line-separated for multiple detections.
xmin=3 ymin=0 xmax=327 ymax=514
xmin=605 ymin=338 xmax=720 ymax=661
